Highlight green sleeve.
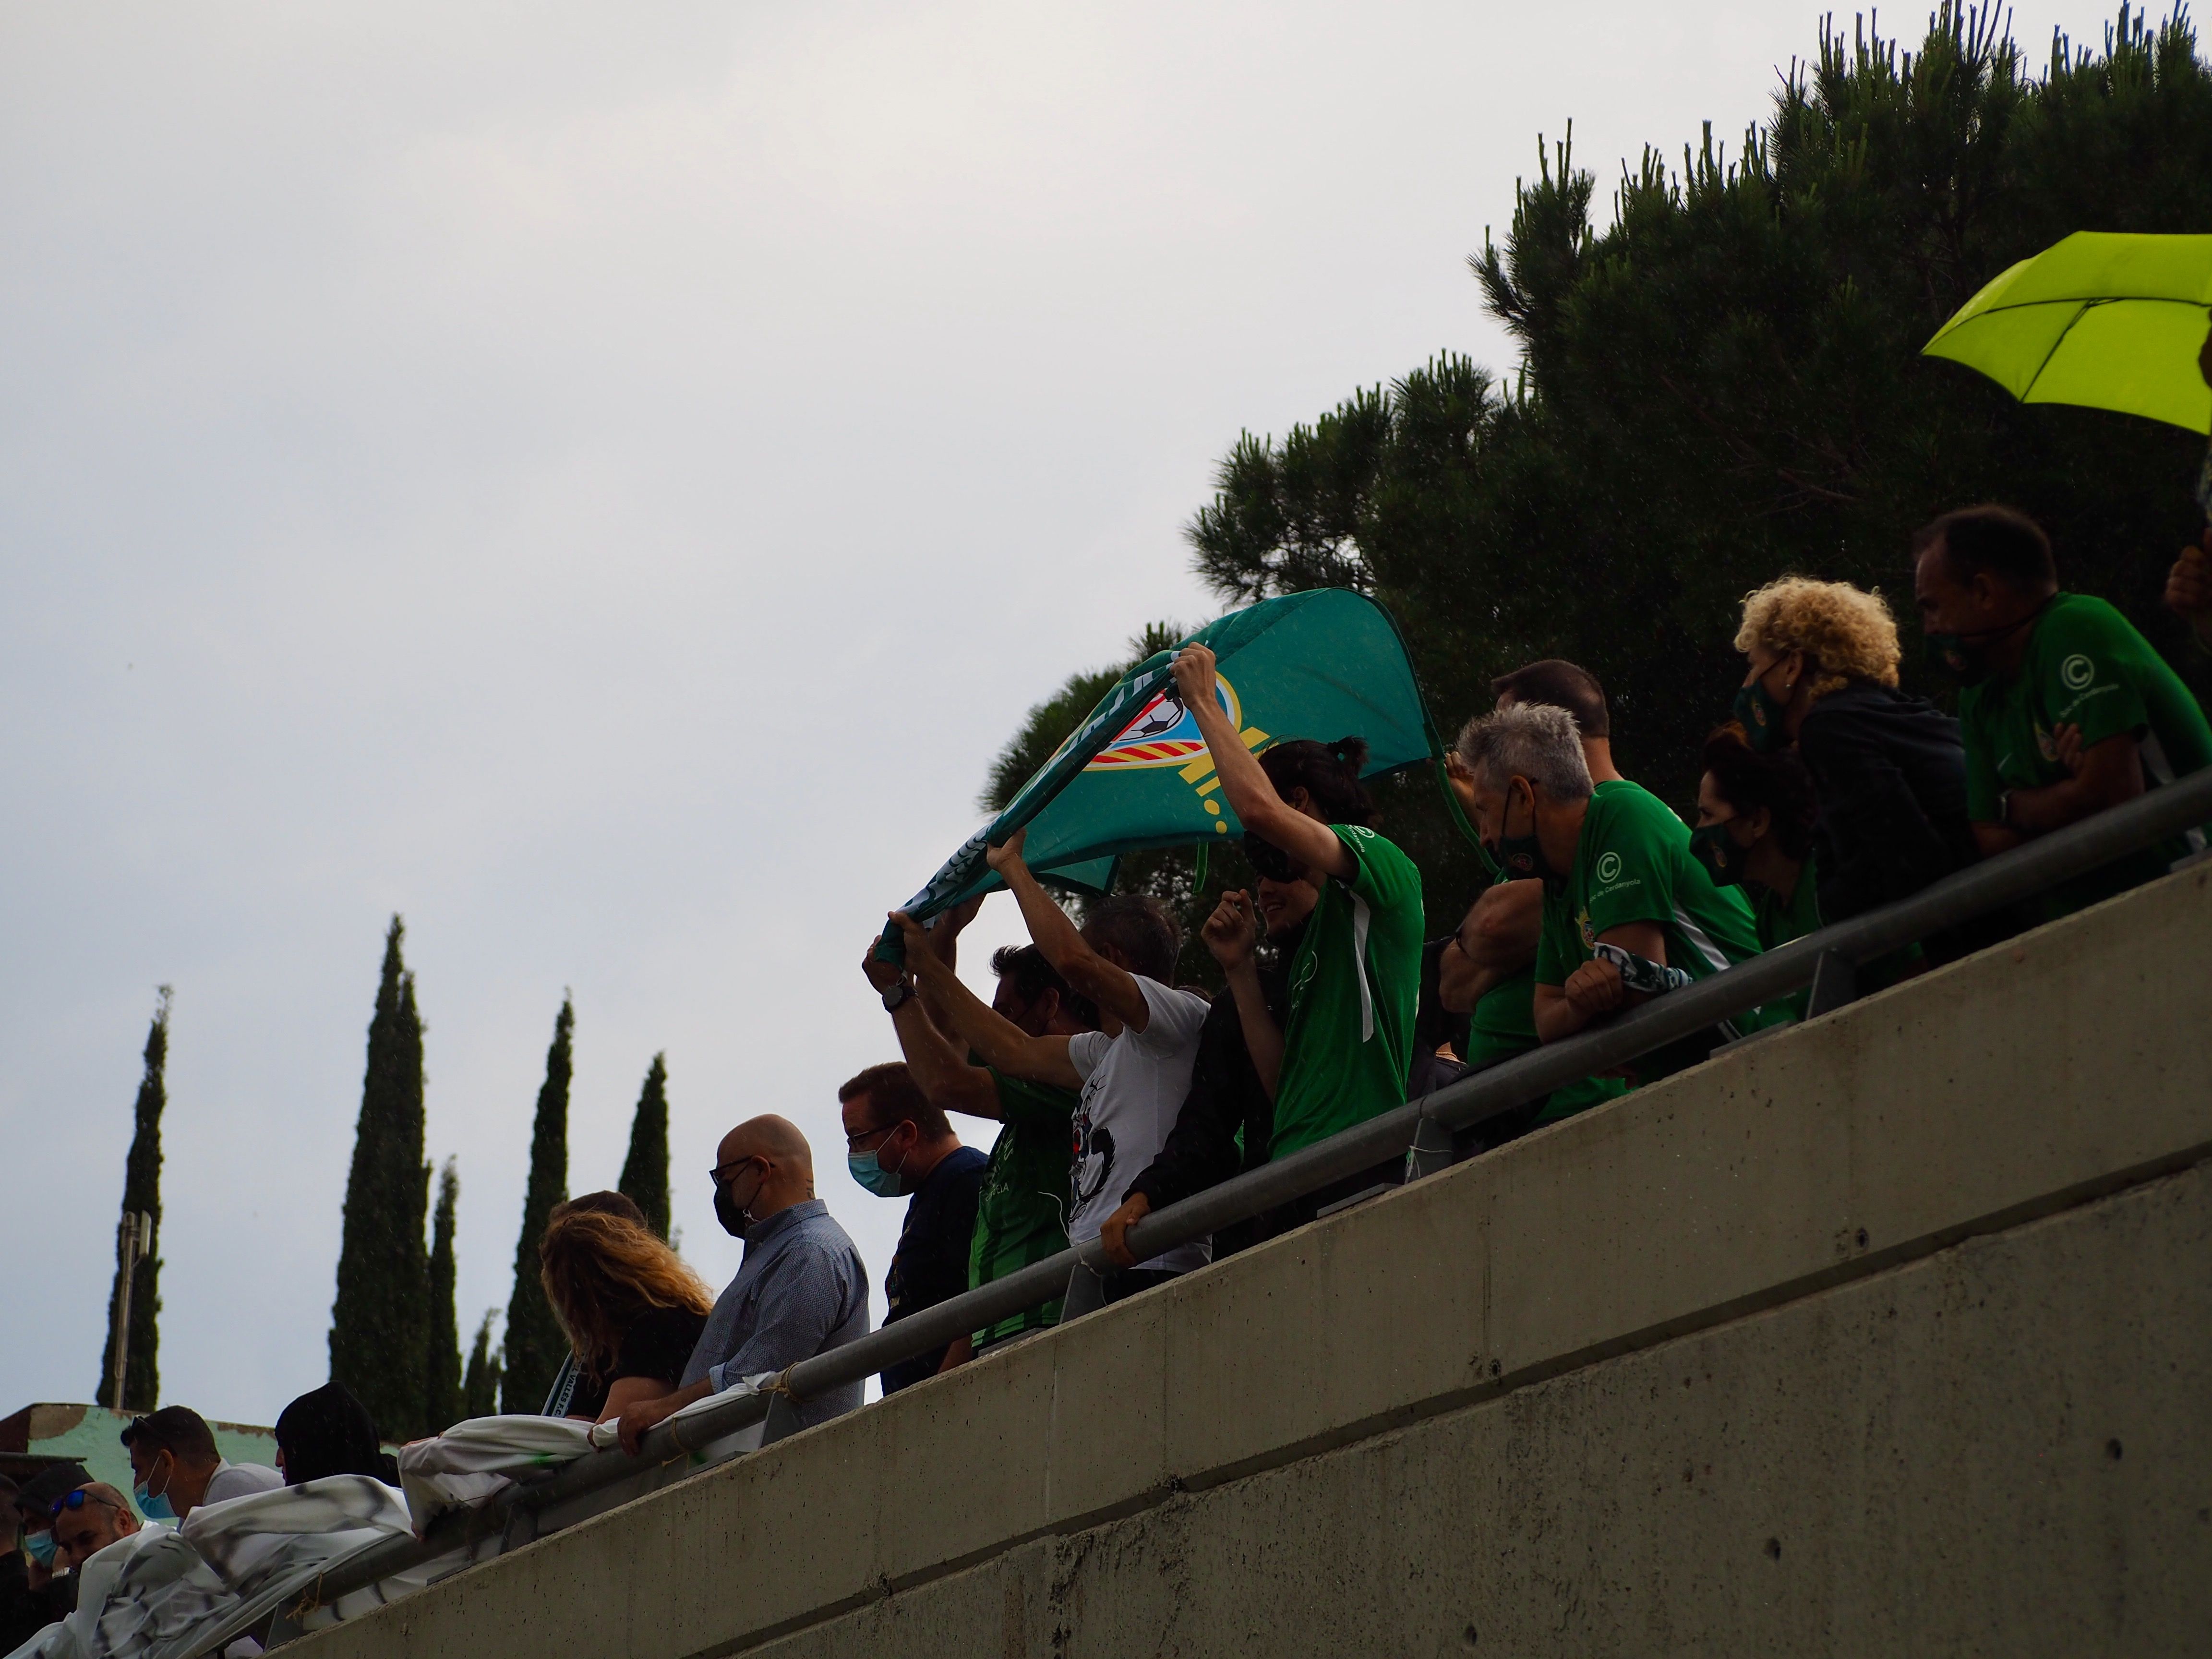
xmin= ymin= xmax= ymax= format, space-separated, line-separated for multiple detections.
xmin=2038 ymin=600 xmax=2152 ymax=750
xmin=1960 ymin=690 xmax=2001 ymax=821
xmin=1330 ymin=824 xmax=1423 ymax=918
xmin=1579 ymin=794 xmax=1679 ymax=937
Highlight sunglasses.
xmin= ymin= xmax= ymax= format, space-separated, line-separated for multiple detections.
xmin=48 ymin=1489 xmax=113 ymax=1519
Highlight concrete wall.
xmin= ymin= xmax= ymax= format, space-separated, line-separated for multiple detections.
xmin=299 ymin=865 xmax=2212 ymax=1659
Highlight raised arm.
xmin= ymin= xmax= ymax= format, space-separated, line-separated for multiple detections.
xmin=1174 ymin=645 xmax=1355 ymax=882
xmin=985 ymin=830 xmax=1151 ymax=1031
xmin=860 ymin=937 xmax=1002 ymax=1121
xmin=1202 ymin=889 xmax=1283 ymax=1100
xmin=892 ymin=911 xmax=1082 ymax=1090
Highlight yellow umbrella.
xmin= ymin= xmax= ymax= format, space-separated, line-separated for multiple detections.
xmin=1923 ymin=230 xmax=2212 ymax=434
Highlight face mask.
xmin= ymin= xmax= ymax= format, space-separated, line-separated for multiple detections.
xmin=1491 ymin=781 xmax=1559 ymax=888
xmin=1689 ymin=822 xmax=1748 ymax=887
xmin=24 ymin=1531 xmax=57 ymax=1569
xmin=847 ymin=1140 xmax=908 ymax=1199
xmin=1922 ymin=600 xmax=2049 ymax=685
xmin=132 ymin=1467 xmax=177 ymax=1524
xmin=712 ymin=1166 xmax=761 ymax=1239
xmin=1733 ymin=672 xmax=1792 ymax=753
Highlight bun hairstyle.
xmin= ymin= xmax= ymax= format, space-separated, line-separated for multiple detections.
xmin=1257 ymin=737 xmax=1373 ymax=826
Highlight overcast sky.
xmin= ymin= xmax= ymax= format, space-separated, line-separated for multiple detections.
xmin=0 ymin=1 xmax=2116 ymax=1426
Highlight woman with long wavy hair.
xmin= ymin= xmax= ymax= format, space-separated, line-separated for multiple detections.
xmin=538 ymin=1198 xmax=715 ymax=1424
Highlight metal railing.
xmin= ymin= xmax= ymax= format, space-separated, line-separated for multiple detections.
xmin=201 ymin=764 xmax=2212 ymax=1653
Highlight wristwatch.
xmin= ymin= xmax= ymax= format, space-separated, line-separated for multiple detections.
xmin=881 ymin=979 xmax=914 ymax=1013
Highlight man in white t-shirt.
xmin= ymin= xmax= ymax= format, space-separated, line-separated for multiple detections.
xmin=894 ymin=828 xmax=1211 ymax=1301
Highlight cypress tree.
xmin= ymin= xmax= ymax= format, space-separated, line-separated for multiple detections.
xmin=500 ymin=998 xmax=572 ymax=1412
xmin=97 ymin=987 xmax=170 ymax=1411
xmin=424 ymin=1159 xmax=463 ymax=1434
xmin=462 ymin=1311 xmax=503 ymax=1420
xmin=328 ymin=917 xmax=431 ymax=1443
xmin=617 ymin=1053 xmax=672 ymax=1240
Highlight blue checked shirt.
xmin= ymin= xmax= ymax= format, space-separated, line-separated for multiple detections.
xmin=681 ymin=1198 xmax=870 ymax=1430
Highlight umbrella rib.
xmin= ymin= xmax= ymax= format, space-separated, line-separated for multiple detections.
xmin=2019 ymin=298 xmax=2100 ymax=396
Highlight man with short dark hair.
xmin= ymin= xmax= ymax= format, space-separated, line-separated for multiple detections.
xmin=120 ymin=1407 xmax=280 ymax=1522
xmin=615 ymin=1115 xmax=869 ymax=1451
xmin=1914 ymin=503 xmax=2212 ymax=919
xmin=9 ymin=1463 xmax=86 ymax=1633
xmin=864 ymin=914 xmax=1091 ymax=1369
xmin=838 ymin=1060 xmax=986 ymax=1393
xmin=894 ymin=828 xmax=1212 ymax=1304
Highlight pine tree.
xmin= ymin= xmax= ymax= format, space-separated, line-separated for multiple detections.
xmin=328 ymin=917 xmax=432 ymax=1443
xmin=98 ymin=988 xmax=170 ymax=1411
xmin=617 ymin=1053 xmax=672 ymax=1240
xmin=424 ymin=1159 xmax=463 ymax=1434
xmin=462 ymin=1311 xmax=503 ymax=1420
xmin=500 ymin=998 xmax=572 ymax=1412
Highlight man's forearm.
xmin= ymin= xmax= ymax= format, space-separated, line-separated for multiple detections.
xmin=913 ymin=961 xmax=1032 ymax=1072
xmin=1224 ymin=961 xmax=1284 ymax=1098
xmin=890 ymin=1000 xmax=1000 ymax=1119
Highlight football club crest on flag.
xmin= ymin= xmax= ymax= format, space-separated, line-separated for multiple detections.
xmin=1084 ymin=677 xmax=1243 ymax=771
xmin=882 ymin=588 xmax=1452 ymax=950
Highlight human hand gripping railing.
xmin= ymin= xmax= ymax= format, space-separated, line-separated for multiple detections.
xmin=212 ymin=763 xmax=2212 ymax=1654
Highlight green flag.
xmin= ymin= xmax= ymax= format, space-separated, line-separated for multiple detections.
xmin=888 ymin=589 xmax=1447 ymax=945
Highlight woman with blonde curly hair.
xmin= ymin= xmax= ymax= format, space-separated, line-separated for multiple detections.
xmin=538 ymin=1195 xmax=714 ymax=1423
xmin=1733 ymin=576 xmax=1976 ymax=926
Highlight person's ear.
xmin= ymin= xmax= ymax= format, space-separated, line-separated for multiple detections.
xmin=1746 ymin=806 xmax=1773 ymax=843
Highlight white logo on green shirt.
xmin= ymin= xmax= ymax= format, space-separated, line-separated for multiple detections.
xmin=2060 ymin=652 xmax=2095 ymax=691
xmin=1595 ymin=851 xmax=1623 ymax=884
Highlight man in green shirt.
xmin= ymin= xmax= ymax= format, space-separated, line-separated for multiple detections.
xmin=1913 ymin=504 xmax=2212 ymax=921
xmin=1456 ymin=702 xmax=1777 ymax=1078
xmin=862 ymin=906 xmax=1089 ymax=1365
xmin=1174 ymin=642 xmax=1426 ymax=1159
xmin=1441 ymin=660 xmax=1628 ymax=1128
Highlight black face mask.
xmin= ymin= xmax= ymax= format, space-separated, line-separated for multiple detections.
xmin=1491 ymin=781 xmax=1561 ymax=889
xmin=713 ymin=1166 xmax=761 ymax=1239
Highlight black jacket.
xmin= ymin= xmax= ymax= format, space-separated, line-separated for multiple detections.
xmin=1797 ymin=682 xmax=1977 ymax=922
xmin=1122 ymin=950 xmax=1291 ymax=1252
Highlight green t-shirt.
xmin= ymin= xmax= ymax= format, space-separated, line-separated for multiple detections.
xmin=1269 ymin=824 xmax=1426 ymax=1158
xmin=1463 ymin=870 xmax=1628 ymax=1125
xmin=967 ymin=1069 xmax=1075 ymax=1347
xmin=1536 ymin=780 xmax=1781 ymax=1037
xmin=1960 ymin=593 xmax=2212 ymax=920
xmin=1750 ymin=862 xmax=1823 ymax=1024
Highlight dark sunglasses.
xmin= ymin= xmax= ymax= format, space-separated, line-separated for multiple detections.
xmin=49 ymin=1489 xmax=113 ymax=1519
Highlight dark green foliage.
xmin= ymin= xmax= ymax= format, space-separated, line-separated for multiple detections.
xmin=462 ymin=1310 xmax=503 ymax=1421
xmin=98 ymin=988 xmax=170 ymax=1412
xmin=328 ymin=919 xmax=431 ymax=1442
xmin=501 ymin=998 xmax=573 ymax=1413
xmin=619 ymin=1054 xmax=672 ymax=1240
xmin=1183 ymin=4 xmax=2212 ymax=919
xmin=424 ymin=1160 xmax=463 ymax=1434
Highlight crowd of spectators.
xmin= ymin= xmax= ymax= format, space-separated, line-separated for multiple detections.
xmin=15 ymin=501 xmax=2210 ymax=1647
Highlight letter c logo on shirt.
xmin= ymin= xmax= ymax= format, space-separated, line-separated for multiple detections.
xmin=2060 ymin=653 xmax=2095 ymax=691
xmin=1596 ymin=852 xmax=1623 ymax=885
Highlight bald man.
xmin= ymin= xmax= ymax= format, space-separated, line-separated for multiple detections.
xmin=617 ymin=1115 xmax=869 ymax=1452
xmin=48 ymin=1486 xmax=140 ymax=1574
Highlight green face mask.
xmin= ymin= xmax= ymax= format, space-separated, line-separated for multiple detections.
xmin=1688 ymin=821 xmax=1748 ymax=887
xmin=1732 ymin=678 xmax=1791 ymax=752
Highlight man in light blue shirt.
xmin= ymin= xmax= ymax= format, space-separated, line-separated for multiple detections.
xmin=617 ymin=1115 xmax=868 ymax=1450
